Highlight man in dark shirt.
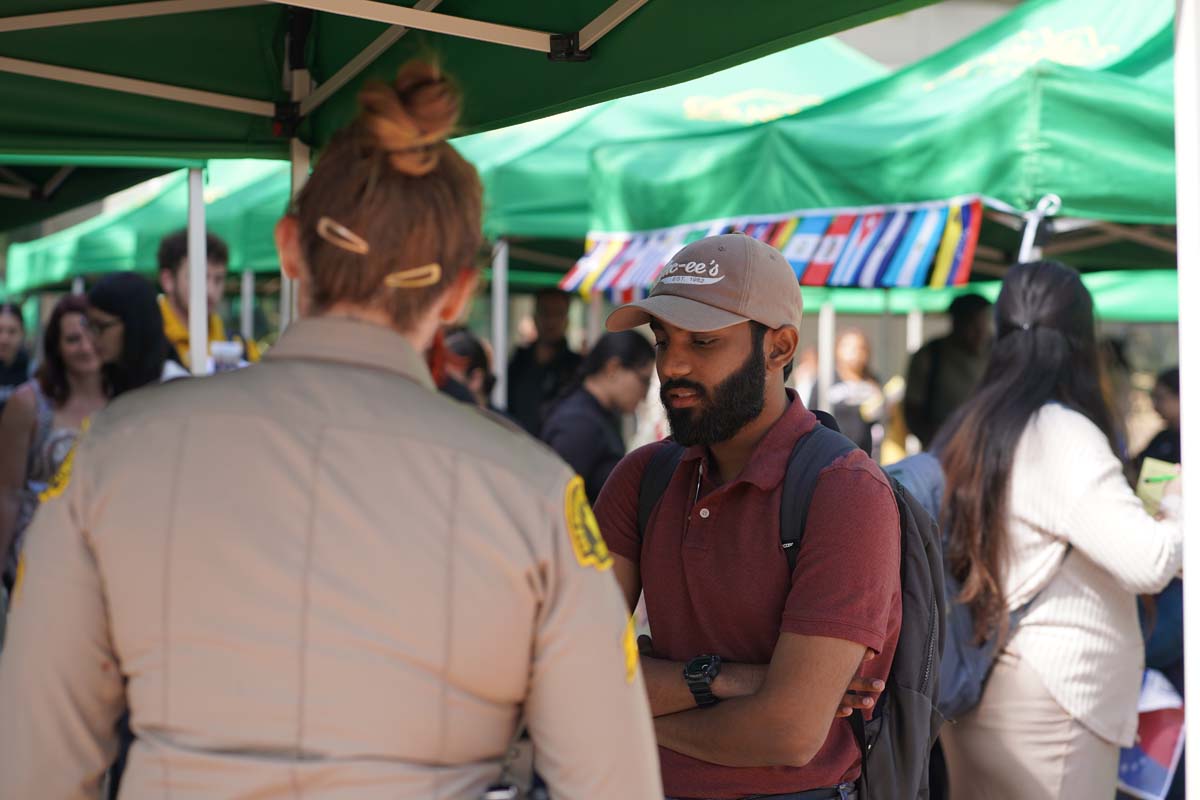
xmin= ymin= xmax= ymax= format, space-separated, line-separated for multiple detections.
xmin=1138 ymin=367 xmax=1182 ymax=469
xmin=506 ymin=288 xmax=582 ymax=435
xmin=596 ymin=234 xmax=901 ymax=800
xmin=904 ymin=293 xmax=991 ymax=448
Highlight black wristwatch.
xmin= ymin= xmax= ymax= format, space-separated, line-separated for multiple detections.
xmin=683 ymin=654 xmax=722 ymax=707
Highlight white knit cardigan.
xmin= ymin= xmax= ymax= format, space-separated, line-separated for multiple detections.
xmin=1002 ymin=403 xmax=1182 ymax=745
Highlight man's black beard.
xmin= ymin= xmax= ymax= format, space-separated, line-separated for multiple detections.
xmin=661 ymin=343 xmax=766 ymax=447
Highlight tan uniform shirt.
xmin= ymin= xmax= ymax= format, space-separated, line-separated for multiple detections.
xmin=0 ymin=317 xmax=660 ymax=799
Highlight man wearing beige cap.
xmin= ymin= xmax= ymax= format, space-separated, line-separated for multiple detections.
xmin=595 ymin=234 xmax=902 ymax=800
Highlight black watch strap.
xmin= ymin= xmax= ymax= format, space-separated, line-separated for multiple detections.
xmin=684 ymin=654 xmax=721 ymax=708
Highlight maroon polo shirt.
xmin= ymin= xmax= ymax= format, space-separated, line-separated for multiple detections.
xmin=595 ymin=393 xmax=902 ymax=799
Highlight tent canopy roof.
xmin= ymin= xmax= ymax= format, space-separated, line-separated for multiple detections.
xmin=588 ymin=0 xmax=1176 ymax=240
xmin=0 ymin=0 xmax=937 ymax=164
xmin=453 ymin=36 xmax=885 ymax=239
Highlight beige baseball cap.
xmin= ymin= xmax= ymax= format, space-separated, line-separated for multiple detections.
xmin=607 ymin=233 xmax=804 ymax=333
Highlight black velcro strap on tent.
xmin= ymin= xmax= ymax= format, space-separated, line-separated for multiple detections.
xmin=779 ymin=424 xmax=858 ymax=573
xmin=637 ymin=443 xmax=686 ymax=538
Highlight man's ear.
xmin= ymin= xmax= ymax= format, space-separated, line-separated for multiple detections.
xmin=274 ymin=216 xmax=307 ymax=282
xmin=766 ymin=325 xmax=799 ymax=374
xmin=159 ymin=267 xmax=175 ymax=295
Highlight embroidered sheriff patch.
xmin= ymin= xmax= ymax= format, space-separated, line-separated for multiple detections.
xmin=623 ymin=615 xmax=638 ymax=684
xmin=563 ymin=475 xmax=612 ymax=572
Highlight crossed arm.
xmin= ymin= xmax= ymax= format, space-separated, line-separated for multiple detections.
xmin=614 ymin=554 xmax=880 ymax=768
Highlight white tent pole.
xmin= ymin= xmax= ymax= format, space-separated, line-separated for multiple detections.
xmin=300 ymin=0 xmax=444 ymax=117
xmin=71 ymin=277 xmax=85 ymax=296
xmin=1017 ymin=194 xmax=1062 ymax=262
xmin=491 ymin=240 xmax=510 ymax=410
xmin=267 ymin=0 xmax=552 ymax=52
xmin=1173 ymin=0 xmax=1200 ymax=788
xmin=0 ymin=0 xmax=262 ymax=33
xmin=281 ymin=58 xmax=312 ymax=332
xmin=587 ymin=292 xmax=604 ymax=349
xmin=817 ymin=301 xmax=836 ymax=410
xmin=187 ymin=167 xmax=209 ymax=376
xmin=906 ymin=309 xmax=925 ymax=354
xmin=240 ymin=268 xmax=255 ymax=342
xmin=0 ymin=55 xmax=274 ymax=116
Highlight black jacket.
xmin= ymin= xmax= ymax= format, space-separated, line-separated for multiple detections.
xmin=541 ymin=388 xmax=625 ymax=504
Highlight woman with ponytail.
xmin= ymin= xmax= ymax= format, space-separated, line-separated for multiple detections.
xmin=0 ymin=62 xmax=662 ymax=799
xmin=937 ymin=261 xmax=1182 ymax=799
xmin=542 ymin=330 xmax=655 ymax=503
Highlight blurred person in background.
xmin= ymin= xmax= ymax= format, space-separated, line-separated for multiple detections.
xmin=0 ymin=295 xmax=106 ymax=600
xmin=444 ymin=326 xmax=502 ymax=412
xmin=904 ymin=292 xmax=991 ymax=448
xmin=827 ymin=328 xmax=887 ymax=455
xmin=936 ymin=262 xmax=1181 ymax=800
xmin=157 ymin=229 xmax=260 ymax=372
xmin=1137 ymin=367 xmax=1181 ymax=470
xmin=0 ymin=303 xmax=30 ymax=415
xmin=0 ymin=61 xmax=660 ymax=799
xmin=542 ymin=330 xmax=656 ymax=503
xmin=507 ymin=288 xmax=581 ymax=436
xmin=88 ymin=272 xmax=178 ymax=392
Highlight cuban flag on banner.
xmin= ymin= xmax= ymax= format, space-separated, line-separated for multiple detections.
xmin=1117 ymin=670 xmax=1185 ymax=800
xmin=830 ymin=212 xmax=886 ymax=287
xmin=803 ymin=214 xmax=857 ymax=286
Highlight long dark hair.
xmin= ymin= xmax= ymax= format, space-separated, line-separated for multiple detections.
xmin=35 ymin=295 xmax=91 ymax=405
xmin=936 ymin=261 xmax=1118 ymax=641
xmin=87 ymin=273 xmax=168 ymax=397
xmin=550 ymin=330 xmax=655 ymax=412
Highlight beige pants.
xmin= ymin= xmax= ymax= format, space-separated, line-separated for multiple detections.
xmin=940 ymin=650 xmax=1119 ymax=800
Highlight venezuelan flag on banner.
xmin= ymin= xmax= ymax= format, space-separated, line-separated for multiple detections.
xmin=571 ymin=196 xmax=985 ymax=297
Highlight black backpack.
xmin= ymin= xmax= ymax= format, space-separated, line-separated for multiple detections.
xmin=637 ymin=418 xmax=946 ymax=800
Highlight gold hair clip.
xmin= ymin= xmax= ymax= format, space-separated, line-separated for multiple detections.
xmin=316 ymin=216 xmax=370 ymax=255
xmin=384 ymin=263 xmax=442 ymax=289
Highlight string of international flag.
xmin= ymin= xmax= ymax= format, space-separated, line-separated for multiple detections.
xmin=561 ymin=196 xmax=985 ymax=303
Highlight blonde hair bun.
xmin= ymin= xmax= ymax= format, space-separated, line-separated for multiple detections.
xmin=359 ymin=61 xmax=461 ymax=177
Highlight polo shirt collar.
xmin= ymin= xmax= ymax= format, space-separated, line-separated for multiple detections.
xmin=680 ymin=390 xmax=817 ymax=491
xmin=264 ymin=316 xmax=435 ymax=390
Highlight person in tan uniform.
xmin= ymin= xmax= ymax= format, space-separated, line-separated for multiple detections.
xmin=0 ymin=62 xmax=660 ymax=800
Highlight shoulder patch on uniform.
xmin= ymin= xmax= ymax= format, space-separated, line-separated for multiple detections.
xmin=623 ymin=615 xmax=638 ymax=684
xmin=564 ymin=475 xmax=612 ymax=572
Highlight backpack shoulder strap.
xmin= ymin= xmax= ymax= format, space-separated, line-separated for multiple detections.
xmin=637 ymin=443 xmax=686 ymax=538
xmin=780 ymin=424 xmax=858 ymax=572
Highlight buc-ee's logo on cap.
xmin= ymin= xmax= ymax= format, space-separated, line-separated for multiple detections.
xmin=658 ymin=259 xmax=724 ymax=287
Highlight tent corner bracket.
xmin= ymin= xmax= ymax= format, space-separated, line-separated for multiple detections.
xmin=548 ymin=32 xmax=591 ymax=62
xmin=273 ymin=100 xmax=303 ymax=138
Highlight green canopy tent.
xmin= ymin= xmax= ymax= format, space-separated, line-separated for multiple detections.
xmin=5 ymin=159 xmax=290 ymax=340
xmin=454 ymin=37 xmax=885 ymax=242
xmin=586 ymin=0 xmax=1176 ymax=273
xmin=0 ymin=0 xmax=942 ymax=372
xmin=578 ymin=0 xmax=1177 ymax=399
xmin=0 ymin=155 xmax=192 ymax=234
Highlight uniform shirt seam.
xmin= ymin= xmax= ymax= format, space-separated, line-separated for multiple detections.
xmin=159 ymin=418 xmax=189 ymax=800
xmin=290 ymin=426 xmax=325 ymax=799
xmin=434 ymin=452 xmax=461 ymax=795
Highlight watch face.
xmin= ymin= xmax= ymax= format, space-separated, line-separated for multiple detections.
xmin=686 ymin=655 xmax=717 ymax=681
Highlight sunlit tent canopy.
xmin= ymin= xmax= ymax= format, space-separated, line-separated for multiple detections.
xmin=583 ymin=0 xmax=1177 ymax=285
xmin=454 ymin=37 xmax=885 ymax=241
xmin=0 ymin=155 xmax=190 ymax=233
xmin=5 ymin=160 xmax=289 ymax=293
